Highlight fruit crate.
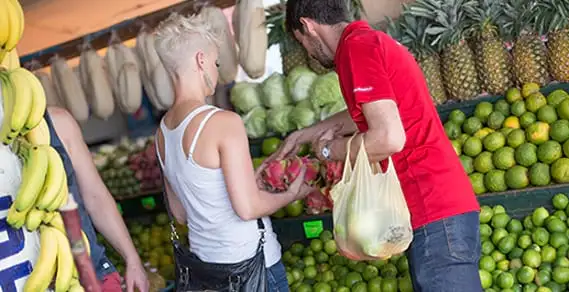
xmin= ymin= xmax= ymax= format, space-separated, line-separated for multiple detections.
xmin=436 ymin=82 xmax=569 ymax=122
xmin=272 ymin=184 xmax=569 ymax=246
xmin=115 ymin=191 xmax=166 ymax=219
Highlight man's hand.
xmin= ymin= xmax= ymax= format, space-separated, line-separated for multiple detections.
xmin=312 ymin=128 xmax=337 ymax=161
xmin=125 ymin=259 xmax=149 ymax=292
xmin=255 ymin=131 xmax=304 ymax=177
xmin=287 ymin=166 xmax=316 ymax=200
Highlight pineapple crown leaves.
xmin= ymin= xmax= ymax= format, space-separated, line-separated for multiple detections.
xmin=406 ymin=0 xmax=477 ymax=51
xmin=463 ymin=0 xmax=507 ymax=39
xmin=501 ymin=0 xmax=539 ymax=40
xmin=387 ymin=8 xmax=438 ymax=59
xmin=533 ymin=0 xmax=569 ymax=35
xmin=266 ymin=7 xmax=286 ymax=49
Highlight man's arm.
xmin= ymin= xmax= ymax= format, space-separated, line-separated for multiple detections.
xmin=326 ymin=100 xmax=405 ymax=162
xmin=316 ymin=41 xmax=406 ymax=163
xmin=48 ymin=107 xmax=142 ymax=266
xmin=294 ymin=110 xmax=357 ymax=144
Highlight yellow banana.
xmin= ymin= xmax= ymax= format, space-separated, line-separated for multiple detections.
xmin=25 ymin=117 xmax=50 ymax=145
xmin=23 ymin=226 xmax=58 ymax=292
xmin=48 ymin=212 xmax=65 ymax=233
xmin=68 ymin=278 xmax=85 ymax=292
xmin=0 ymin=72 xmax=16 ymax=144
xmin=8 ymin=68 xmax=34 ymax=136
xmin=2 ymin=0 xmax=21 ymax=52
xmin=16 ymin=67 xmax=47 ymax=132
xmin=6 ymin=203 xmax=30 ymax=229
xmin=36 ymin=146 xmax=65 ymax=209
xmin=0 ymin=48 xmax=20 ymax=70
xmin=47 ymin=180 xmax=68 ymax=211
xmin=54 ymin=227 xmax=74 ymax=292
xmin=14 ymin=144 xmax=49 ymax=211
xmin=8 ymin=0 xmax=24 ymax=42
xmin=24 ymin=208 xmax=45 ymax=231
xmin=42 ymin=210 xmax=56 ymax=224
xmin=0 ymin=1 xmax=9 ymax=49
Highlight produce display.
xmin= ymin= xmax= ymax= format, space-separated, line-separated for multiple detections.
xmin=478 ymin=194 xmax=569 ymax=291
xmin=444 ymin=85 xmax=569 ymax=194
xmin=93 ymin=136 xmax=162 ymax=199
xmin=99 ymin=212 xmax=186 ymax=283
xmin=232 ymin=71 xmax=347 ymax=139
xmin=253 ymin=137 xmax=343 ymax=218
xmin=386 ymin=0 xmax=569 ymax=105
xmin=0 ymin=1 xmax=93 ymax=288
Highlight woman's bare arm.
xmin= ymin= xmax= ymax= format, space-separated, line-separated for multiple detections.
xmin=217 ymin=112 xmax=306 ymax=220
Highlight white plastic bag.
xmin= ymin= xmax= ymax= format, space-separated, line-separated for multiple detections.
xmin=331 ymin=133 xmax=413 ymax=260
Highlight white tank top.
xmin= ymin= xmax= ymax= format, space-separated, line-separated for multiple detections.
xmin=156 ymin=105 xmax=281 ymax=267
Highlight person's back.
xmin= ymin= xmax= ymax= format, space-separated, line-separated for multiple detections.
xmin=156 ymin=104 xmax=281 ymax=265
xmin=335 ymin=22 xmax=480 ymax=229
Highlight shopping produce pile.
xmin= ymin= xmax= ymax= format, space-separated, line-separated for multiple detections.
xmin=231 ymin=70 xmax=347 ymax=139
xmin=99 ymin=212 xmax=186 ymax=283
xmin=282 ymin=231 xmax=413 ymax=292
xmin=92 ymin=136 xmax=163 ymax=199
xmin=478 ymin=193 xmax=569 ymax=291
xmin=386 ymin=0 xmax=569 ymax=105
xmin=0 ymin=0 xmax=91 ymax=290
xmin=252 ymin=137 xmax=344 ymax=218
xmin=444 ymin=85 xmax=569 ymax=194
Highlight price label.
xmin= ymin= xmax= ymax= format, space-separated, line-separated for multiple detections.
xmin=141 ymin=197 xmax=156 ymax=210
xmin=116 ymin=203 xmax=123 ymax=215
xmin=303 ymin=220 xmax=324 ymax=239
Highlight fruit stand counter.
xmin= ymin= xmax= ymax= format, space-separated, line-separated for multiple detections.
xmin=437 ymin=82 xmax=569 ymax=122
xmin=273 ymin=184 xmax=569 ymax=247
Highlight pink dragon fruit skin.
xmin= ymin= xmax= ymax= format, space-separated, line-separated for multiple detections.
xmin=285 ymin=156 xmax=321 ymax=185
xmin=304 ymin=188 xmax=333 ymax=215
xmin=262 ymin=160 xmax=288 ymax=191
xmin=321 ymin=160 xmax=344 ymax=186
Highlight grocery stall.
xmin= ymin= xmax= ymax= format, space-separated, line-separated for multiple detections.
xmin=2 ymin=0 xmax=569 ymax=291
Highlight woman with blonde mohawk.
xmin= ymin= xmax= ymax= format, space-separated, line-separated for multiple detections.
xmin=153 ymin=12 xmax=313 ymax=290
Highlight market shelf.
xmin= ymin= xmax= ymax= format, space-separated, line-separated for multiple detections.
xmin=272 ymin=183 xmax=569 ymax=246
xmin=436 ymin=82 xmax=569 ymax=122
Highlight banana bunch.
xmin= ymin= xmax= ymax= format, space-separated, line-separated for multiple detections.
xmin=6 ymin=138 xmax=68 ymax=231
xmin=0 ymin=67 xmax=47 ymax=145
xmin=23 ymin=217 xmax=90 ymax=292
xmin=0 ymin=48 xmax=20 ymax=70
xmin=0 ymin=0 xmax=25 ymax=63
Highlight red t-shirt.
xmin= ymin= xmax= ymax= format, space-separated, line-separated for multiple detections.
xmin=334 ymin=21 xmax=480 ymax=229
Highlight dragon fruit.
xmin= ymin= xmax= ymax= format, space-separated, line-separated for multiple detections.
xmin=261 ymin=160 xmax=288 ymax=191
xmin=285 ymin=156 xmax=320 ymax=185
xmin=305 ymin=188 xmax=334 ymax=215
xmin=321 ymin=160 xmax=344 ymax=185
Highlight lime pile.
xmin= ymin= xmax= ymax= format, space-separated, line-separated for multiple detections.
xmin=479 ymin=193 xmax=569 ymax=291
xmin=283 ymin=230 xmax=413 ymax=292
xmin=444 ymin=85 xmax=569 ymax=194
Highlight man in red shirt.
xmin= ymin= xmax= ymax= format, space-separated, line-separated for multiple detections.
xmin=261 ymin=0 xmax=482 ymax=290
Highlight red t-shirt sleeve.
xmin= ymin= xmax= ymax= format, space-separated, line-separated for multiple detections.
xmin=343 ymin=41 xmax=395 ymax=104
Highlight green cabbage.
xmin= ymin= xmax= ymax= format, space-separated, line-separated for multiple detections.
xmin=289 ymin=104 xmax=317 ymax=130
xmin=267 ymin=105 xmax=294 ymax=136
xmin=230 ymin=82 xmax=262 ymax=113
xmin=261 ymin=72 xmax=292 ymax=108
xmin=320 ymin=100 xmax=347 ymax=121
xmin=286 ymin=66 xmax=318 ymax=103
xmin=242 ymin=107 xmax=267 ymax=139
xmin=295 ymin=99 xmax=313 ymax=109
xmin=310 ymin=72 xmax=343 ymax=109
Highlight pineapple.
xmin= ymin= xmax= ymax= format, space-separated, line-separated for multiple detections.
xmin=502 ymin=0 xmax=550 ymax=86
xmin=407 ymin=0 xmax=481 ymax=101
xmin=465 ymin=0 xmax=513 ymax=95
xmin=386 ymin=12 xmax=448 ymax=104
xmin=534 ymin=0 xmax=569 ymax=82
xmin=266 ymin=4 xmax=308 ymax=75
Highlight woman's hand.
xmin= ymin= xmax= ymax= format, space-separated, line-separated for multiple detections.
xmin=286 ymin=166 xmax=316 ymax=200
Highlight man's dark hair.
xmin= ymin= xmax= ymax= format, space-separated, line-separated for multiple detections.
xmin=285 ymin=0 xmax=351 ymax=34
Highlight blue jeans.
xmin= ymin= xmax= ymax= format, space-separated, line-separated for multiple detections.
xmin=267 ymin=260 xmax=289 ymax=291
xmin=407 ymin=211 xmax=482 ymax=292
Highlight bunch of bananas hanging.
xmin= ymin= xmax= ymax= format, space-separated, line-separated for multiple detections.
xmin=22 ymin=213 xmax=91 ymax=292
xmin=0 ymin=0 xmax=24 ymax=63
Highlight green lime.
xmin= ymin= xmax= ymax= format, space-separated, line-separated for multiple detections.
xmin=460 ymin=155 xmax=474 ymax=174
xmin=518 ymin=234 xmax=532 ymax=249
xmin=497 ymin=271 xmax=515 ymax=288
xmin=261 ymin=137 xmax=282 ymax=156
xmin=537 ymin=140 xmax=563 ymax=164
xmin=444 ymin=121 xmax=462 ymax=139
xmin=522 ymin=249 xmax=542 ymax=268
xmin=449 ymin=109 xmax=467 ymax=125
xmin=520 ymin=112 xmax=537 ymax=129
xmin=529 ymin=163 xmax=552 ymax=186
xmin=507 ymin=129 xmax=526 ymax=148
xmin=493 ymin=147 xmax=516 ymax=170
xmin=551 ymin=158 xmax=569 ymax=183
xmin=485 ymin=169 xmax=508 ymax=193
xmin=495 ymin=99 xmax=511 ymax=116
xmin=488 ymin=111 xmax=506 ymax=130
xmin=557 ymin=99 xmax=569 ymax=120
xmin=537 ymin=105 xmax=558 ymax=123
xmin=507 ymin=219 xmax=524 ymax=234
xmin=532 ymin=227 xmax=550 ymax=246
xmin=517 ymin=266 xmax=536 ymax=284
xmin=474 ymin=151 xmax=495 ymax=173
xmin=480 ymin=205 xmax=494 ymax=224
xmin=550 ymin=233 xmax=569 ymax=249
xmin=475 ymin=101 xmax=495 ymax=123
xmin=541 ymin=245 xmax=557 ymax=263
xmin=533 ymin=207 xmax=551 ymax=227
xmin=484 ymin=132 xmax=507 ymax=152
xmin=507 ymin=87 xmax=523 ymax=103
xmin=463 ymin=137 xmax=483 ymax=156
xmin=470 ymin=172 xmax=487 ymax=195
xmin=480 ymin=269 xmax=493 ymax=288
xmin=547 ymin=89 xmax=569 ymax=107
xmin=511 ymin=100 xmax=527 ymax=117
xmin=526 ymin=122 xmax=550 ymax=145
xmin=550 ymin=120 xmax=569 ymax=143
xmin=463 ymin=117 xmax=483 ymax=135
xmin=526 ymin=92 xmax=548 ymax=113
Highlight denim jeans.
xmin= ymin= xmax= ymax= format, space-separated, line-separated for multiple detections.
xmin=267 ymin=260 xmax=289 ymax=292
xmin=407 ymin=211 xmax=483 ymax=292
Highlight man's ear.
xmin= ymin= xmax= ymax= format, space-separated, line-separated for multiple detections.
xmin=300 ymin=17 xmax=317 ymax=36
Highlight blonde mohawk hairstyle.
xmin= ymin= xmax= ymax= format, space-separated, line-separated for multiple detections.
xmin=154 ymin=11 xmax=222 ymax=75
